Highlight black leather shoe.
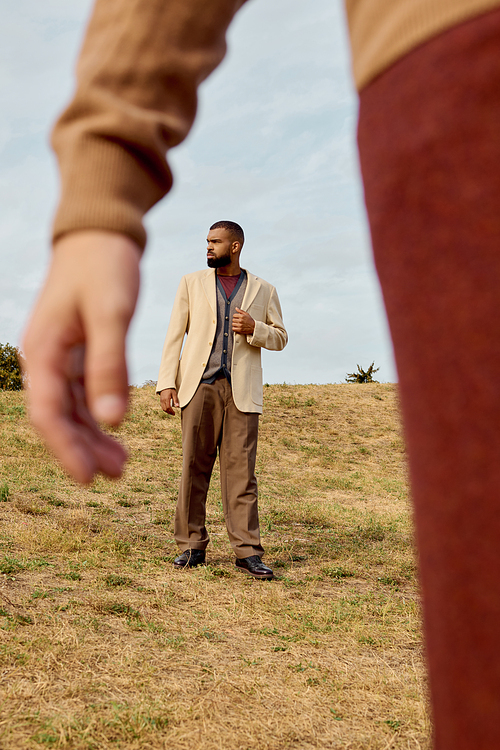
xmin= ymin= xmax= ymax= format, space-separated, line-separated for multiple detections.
xmin=173 ymin=549 xmax=206 ymax=568
xmin=235 ymin=555 xmax=274 ymax=579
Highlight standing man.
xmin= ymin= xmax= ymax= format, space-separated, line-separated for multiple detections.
xmin=156 ymin=221 xmax=287 ymax=579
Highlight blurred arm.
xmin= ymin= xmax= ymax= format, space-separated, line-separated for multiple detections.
xmin=52 ymin=0 xmax=249 ymax=250
xmin=23 ymin=0 xmax=248 ymax=483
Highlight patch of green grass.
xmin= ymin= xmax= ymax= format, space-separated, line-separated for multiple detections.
xmin=100 ymin=602 xmax=142 ymax=620
xmin=32 ymin=731 xmax=58 ymax=746
xmin=14 ymin=499 xmax=50 ymax=516
xmin=0 ymin=609 xmax=34 ymax=627
xmin=46 ymin=497 xmax=67 ymax=507
xmin=385 ymin=719 xmax=402 ymax=730
xmin=0 ymin=404 xmax=26 ymax=419
xmin=378 ymin=575 xmax=401 ymax=588
xmin=112 ymin=539 xmax=131 ymax=556
xmin=355 ymin=518 xmax=386 ymax=543
xmin=104 ymin=573 xmax=134 ymax=587
xmin=0 ymin=482 xmax=9 ymax=502
xmin=31 ymin=589 xmax=52 ymax=600
xmin=323 ymin=566 xmax=355 ymax=579
xmin=202 ymin=566 xmax=233 ymax=579
xmin=0 ymin=556 xmax=25 ymax=575
xmin=58 ymin=571 xmax=82 ymax=581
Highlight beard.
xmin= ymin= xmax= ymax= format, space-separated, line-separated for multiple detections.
xmin=207 ymin=253 xmax=231 ymax=269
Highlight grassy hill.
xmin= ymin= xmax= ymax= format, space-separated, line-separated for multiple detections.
xmin=0 ymin=383 xmax=429 ymax=749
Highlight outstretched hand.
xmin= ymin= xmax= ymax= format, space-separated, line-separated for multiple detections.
xmin=22 ymin=230 xmax=141 ymax=484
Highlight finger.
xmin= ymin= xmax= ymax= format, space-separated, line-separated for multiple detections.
xmin=84 ymin=288 xmax=140 ymax=427
xmin=85 ymin=314 xmax=130 ymax=425
xmin=25 ymin=338 xmax=127 ymax=483
xmin=160 ymin=394 xmax=172 ymax=412
xmin=160 ymin=399 xmax=174 ymax=415
xmin=23 ymin=303 xmax=95 ymax=483
xmin=26 ymin=359 xmax=98 ymax=484
xmin=70 ymin=380 xmax=127 ymax=478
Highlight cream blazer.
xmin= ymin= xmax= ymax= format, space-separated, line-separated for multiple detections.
xmin=156 ymin=268 xmax=287 ymax=413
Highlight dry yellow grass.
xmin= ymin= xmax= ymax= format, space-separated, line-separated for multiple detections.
xmin=0 ymin=384 xmax=429 ymax=749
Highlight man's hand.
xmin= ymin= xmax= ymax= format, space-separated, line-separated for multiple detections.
xmin=232 ymin=307 xmax=255 ymax=335
xmin=22 ymin=230 xmax=141 ymax=484
xmin=159 ymin=388 xmax=179 ymax=415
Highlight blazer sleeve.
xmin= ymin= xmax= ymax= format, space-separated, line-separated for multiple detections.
xmin=51 ymin=0 xmax=248 ymax=250
xmin=247 ymin=286 xmax=288 ymax=351
xmin=156 ymin=276 xmax=190 ymax=393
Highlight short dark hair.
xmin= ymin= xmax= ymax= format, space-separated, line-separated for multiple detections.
xmin=210 ymin=220 xmax=245 ymax=248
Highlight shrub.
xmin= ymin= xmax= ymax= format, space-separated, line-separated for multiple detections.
xmin=0 ymin=343 xmax=23 ymax=391
xmin=345 ymin=362 xmax=379 ymax=384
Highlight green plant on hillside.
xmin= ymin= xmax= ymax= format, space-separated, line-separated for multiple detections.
xmin=0 ymin=343 xmax=23 ymax=391
xmin=345 ymin=362 xmax=379 ymax=384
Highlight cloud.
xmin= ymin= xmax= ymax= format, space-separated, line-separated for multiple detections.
xmin=0 ymin=0 xmax=396 ymax=384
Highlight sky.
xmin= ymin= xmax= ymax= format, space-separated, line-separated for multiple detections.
xmin=0 ymin=0 xmax=396 ymax=386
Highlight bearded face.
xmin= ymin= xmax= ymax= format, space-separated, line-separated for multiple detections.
xmin=207 ymin=251 xmax=231 ymax=268
xmin=206 ymin=227 xmax=235 ymax=269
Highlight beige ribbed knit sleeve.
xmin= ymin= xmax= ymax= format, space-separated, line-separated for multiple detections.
xmin=346 ymin=0 xmax=500 ymax=91
xmin=51 ymin=0 xmax=247 ymax=250
xmin=53 ymin=0 xmax=500 ymax=249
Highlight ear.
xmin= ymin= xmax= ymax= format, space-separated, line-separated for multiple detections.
xmin=231 ymin=241 xmax=241 ymax=254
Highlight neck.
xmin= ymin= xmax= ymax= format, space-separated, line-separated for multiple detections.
xmin=217 ymin=259 xmax=241 ymax=276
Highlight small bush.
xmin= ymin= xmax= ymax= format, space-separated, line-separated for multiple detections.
xmin=345 ymin=362 xmax=379 ymax=384
xmin=0 ymin=343 xmax=24 ymax=391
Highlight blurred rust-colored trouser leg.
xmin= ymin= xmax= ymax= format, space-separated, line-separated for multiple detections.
xmin=358 ymin=8 xmax=500 ymax=749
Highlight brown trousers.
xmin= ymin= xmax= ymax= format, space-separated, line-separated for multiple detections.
xmin=174 ymin=376 xmax=264 ymax=559
xmin=358 ymin=8 xmax=500 ymax=749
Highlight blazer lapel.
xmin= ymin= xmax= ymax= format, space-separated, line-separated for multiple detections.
xmin=201 ymin=269 xmax=217 ymax=314
xmin=241 ymin=270 xmax=261 ymax=311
